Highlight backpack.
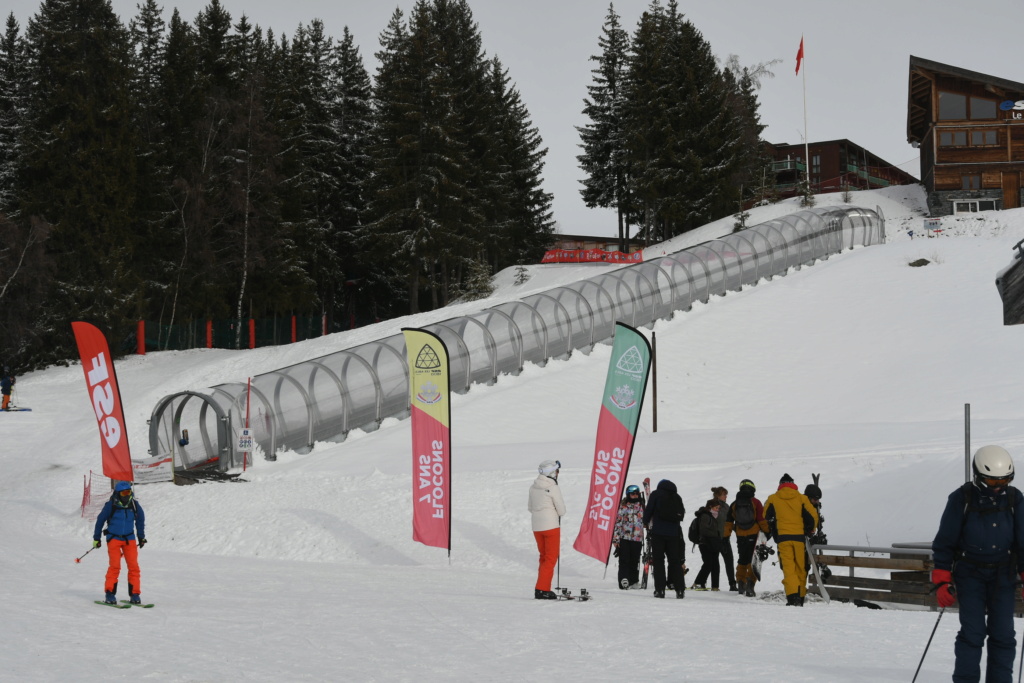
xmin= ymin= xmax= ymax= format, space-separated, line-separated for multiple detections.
xmin=687 ymin=515 xmax=701 ymax=544
xmin=960 ymin=481 xmax=1017 ymax=525
xmin=734 ymin=498 xmax=756 ymax=530
xmin=656 ymin=492 xmax=684 ymax=523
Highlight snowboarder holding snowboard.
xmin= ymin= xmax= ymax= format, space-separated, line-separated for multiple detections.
xmin=932 ymin=445 xmax=1024 ymax=682
xmin=762 ymin=473 xmax=817 ymax=606
xmin=93 ymin=481 xmax=147 ymax=605
xmin=529 ymin=460 xmax=566 ymax=600
xmin=724 ymin=479 xmax=770 ymax=597
xmin=612 ymin=484 xmax=645 ymax=589
xmin=643 ymin=479 xmax=686 ymax=598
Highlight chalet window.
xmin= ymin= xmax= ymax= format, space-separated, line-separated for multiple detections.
xmin=971 ymin=130 xmax=998 ymax=145
xmin=970 ymin=97 xmax=997 ymax=120
xmin=961 ymin=175 xmax=981 ymax=190
xmin=939 ymin=130 xmax=968 ymax=146
xmin=939 ymin=92 xmax=967 ymax=119
xmin=954 ymin=199 xmax=996 ymax=213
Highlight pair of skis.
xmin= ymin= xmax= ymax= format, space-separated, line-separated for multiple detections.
xmin=94 ymin=600 xmax=155 ymax=609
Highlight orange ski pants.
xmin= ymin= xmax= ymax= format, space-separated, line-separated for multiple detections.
xmin=533 ymin=528 xmax=560 ymax=591
xmin=1 ymin=395 xmax=9 ymax=410
xmin=105 ymin=539 xmax=141 ymax=595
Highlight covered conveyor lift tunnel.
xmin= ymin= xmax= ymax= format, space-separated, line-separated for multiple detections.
xmin=148 ymin=205 xmax=886 ymax=471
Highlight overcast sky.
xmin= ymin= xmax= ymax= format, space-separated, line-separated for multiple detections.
xmin=7 ymin=0 xmax=1024 ymax=236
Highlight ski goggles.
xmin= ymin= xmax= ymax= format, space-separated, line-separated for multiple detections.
xmin=982 ymin=475 xmax=1012 ymax=487
xmin=118 ymin=489 xmax=132 ymax=497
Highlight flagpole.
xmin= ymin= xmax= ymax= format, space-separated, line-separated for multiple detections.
xmin=801 ymin=36 xmax=809 ymax=190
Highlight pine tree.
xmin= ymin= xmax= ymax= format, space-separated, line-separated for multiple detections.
xmin=21 ymin=0 xmax=141 ymax=358
xmin=577 ymin=3 xmax=632 ymax=251
xmin=0 ymin=13 xmax=26 ymax=216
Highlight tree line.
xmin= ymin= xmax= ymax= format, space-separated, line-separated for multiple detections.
xmin=0 ymin=0 xmax=775 ymax=370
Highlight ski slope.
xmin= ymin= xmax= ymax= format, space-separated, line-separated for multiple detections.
xmin=5 ymin=186 xmax=1024 ymax=681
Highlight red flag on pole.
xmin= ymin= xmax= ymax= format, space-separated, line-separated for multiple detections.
xmin=795 ymin=36 xmax=804 ymax=75
xmin=71 ymin=322 xmax=133 ymax=482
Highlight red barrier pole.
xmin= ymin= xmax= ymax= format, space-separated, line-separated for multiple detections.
xmin=206 ymin=320 xmax=213 ymax=349
xmin=137 ymin=320 xmax=145 ymax=355
xmin=291 ymin=315 xmax=297 ymax=343
xmin=249 ymin=319 xmax=256 ymax=349
xmin=322 ymin=314 xmax=327 ymax=336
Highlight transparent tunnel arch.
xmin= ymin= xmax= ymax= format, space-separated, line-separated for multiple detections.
xmin=149 ymin=205 xmax=886 ymax=469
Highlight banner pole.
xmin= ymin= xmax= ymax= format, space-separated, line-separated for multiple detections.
xmin=651 ymin=330 xmax=658 ymax=433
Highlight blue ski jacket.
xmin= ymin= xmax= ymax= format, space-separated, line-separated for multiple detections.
xmin=93 ymin=497 xmax=146 ymax=542
xmin=932 ymin=483 xmax=1024 ymax=573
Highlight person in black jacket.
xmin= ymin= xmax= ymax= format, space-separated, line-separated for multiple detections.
xmin=932 ymin=445 xmax=1024 ymax=682
xmin=642 ymin=479 xmax=686 ymax=599
xmin=691 ymin=499 xmax=722 ymax=591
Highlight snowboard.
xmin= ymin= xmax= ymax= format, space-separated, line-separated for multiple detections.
xmin=805 ymin=538 xmax=831 ymax=604
xmin=751 ymin=531 xmax=770 ymax=581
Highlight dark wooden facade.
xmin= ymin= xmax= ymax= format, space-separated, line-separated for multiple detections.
xmin=907 ymin=55 xmax=1024 ymax=216
xmin=550 ymin=233 xmax=643 ymax=254
xmin=769 ymin=139 xmax=917 ymax=200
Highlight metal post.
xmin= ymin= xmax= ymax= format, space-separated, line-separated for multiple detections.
xmin=651 ymin=331 xmax=658 ymax=433
xmin=965 ymin=403 xmax=971 ymax=484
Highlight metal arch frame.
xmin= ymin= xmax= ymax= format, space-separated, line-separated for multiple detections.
xmin=630 ymin=261 xmax=676 ymax=322
xmin=787 ymin=212 xmax=819 ymax=268
xmin=597 ymin=269 xmax=650 ymax=327
xmin=653 ymin=254 xmax=698 ymax=310
xmin=148 ymin=390 xmax=231 ymax=471
xmin=591 ymin=271 xmax=639 ymax=327
xmin=770 ymin=219 xmax=802 ymax=273
xmin=488 ymin=300 xmax=548 ymax=363
xmin=333 ymin=351 xmax=386 ymax=429
xmin=424 ymin=322 xmax=475 ymax=393
xmin=673 ymin=250 xmax=712 ymax=303
xmin=720 ymin=232 xmax=760 ymax=285
xmin=212 ymin=382 xmax=279 ymax=462
xmin=523 ymin=292 xmax=574 ymax=358
xmin=472 ymin=307 xmax=525 ymax=375
xmin=559 ymin=279 xmax=616 ymax=346
xmin=435 ymin=316 xmax=500 ymax=385
xmin=261 ymin=370 xmax=315 ymax=451
xmin=756 ymin=221 xmax=791 ymax=279
xmin=705 ymin=239 xmax=745 ymax=293
xmin=358 ymin=338 xmax=410 ymax=420
xmin=543 ymin=286 xmax=594 ymax=351
xmin=304 ymin=359 xmax=351 ymax=437
xmin=688 ymin=245 xmax=726 ymax=299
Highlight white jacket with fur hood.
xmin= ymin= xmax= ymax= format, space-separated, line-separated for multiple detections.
xmin=528 ymin=474 xmax=566 ymax=532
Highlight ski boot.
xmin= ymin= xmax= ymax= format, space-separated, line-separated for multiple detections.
xmin=620 ymin=578 xmax=629 ymax=590
xmin=690 ymin=583 xmax=707 ymax=591
xmin=675 ymin=589 xmax=685 ymax=599
xmin=103 ymin=591 xmax=117 ymax=605
xmin=534 ymin=589 xmax=557 ymax=600
xmin=653 ymin=589 xmax=665 ymax=598
xmin=710 ymin=587 xmax=720 ymax=592
xmin=129 ymin=594 xmax=142 ymax=605
xmin=786 ymin=593 xmax=801 ymax=606
xmin=744 ymin=580 xmax=756 ymax=598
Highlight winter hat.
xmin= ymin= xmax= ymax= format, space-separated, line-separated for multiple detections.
xmin=779 ymin=473 xmax=794 ymax=485
xmin=804 ymin=484 xmax=822 ymax=500
xmin=538 ymin=460 xmax=560 ymax=476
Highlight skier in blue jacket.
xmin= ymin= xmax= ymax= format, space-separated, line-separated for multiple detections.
xmin=932 ymin=445 xmax=1024 ymax=682
xmin=93 ymin=481 xmax=147 ymax=604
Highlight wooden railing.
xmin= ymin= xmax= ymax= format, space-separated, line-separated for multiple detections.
xmin=807 ymin=543 xmax=936 ymax=608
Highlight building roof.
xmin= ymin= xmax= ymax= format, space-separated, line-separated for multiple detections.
xmin=907 ymin=55 xmax=1024 ymax=143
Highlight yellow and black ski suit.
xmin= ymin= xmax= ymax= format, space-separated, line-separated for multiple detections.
xmin=762 ymin=483 xmax=819 ymax=599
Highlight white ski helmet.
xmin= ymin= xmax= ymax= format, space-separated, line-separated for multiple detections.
xmin=538 ymin=459 xmax=561 ymax=476
xmin=973 ymin=445 xmax=1014 ymax=488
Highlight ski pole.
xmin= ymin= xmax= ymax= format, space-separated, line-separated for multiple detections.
xmin=74 ymin=545 xmax=96 ymax=563
xmin=911 ymin=608 xmax=945 ymax=683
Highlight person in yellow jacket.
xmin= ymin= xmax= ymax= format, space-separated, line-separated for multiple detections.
xmin=762 ymin=473 xmax=818 ymax=606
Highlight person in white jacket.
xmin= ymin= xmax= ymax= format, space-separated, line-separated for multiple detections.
xmin=529 ymin=459 xmax=566 ymax=599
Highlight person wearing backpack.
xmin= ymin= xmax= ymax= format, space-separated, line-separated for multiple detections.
xmin=643 ymin=479 xmax=686 ymax=599
xmin=932 ymin=445 xmax=1024 ymax=682
xmin=724 ymin=479 xmax=770 ymax=597
xmin=612 ymin=484 xmax=645 ymax=589
xmin=691 ymin=498 xmax=723 ymax=591
xmin=762 ymin=473 xmax=818 ymax=606
xmin=712 ymin=487 xmax=738 ymax=591
xmin=92 ymin=481 xmax=147 ymax=605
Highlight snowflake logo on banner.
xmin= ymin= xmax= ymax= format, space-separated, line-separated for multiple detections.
xmin=415 ymin=344 xmax=442 ymax=370
xmin=616 ymin=345 xmax=645 ymax=376
xmin=416 ymin=381 xmax=442 ymax=405
xmin=609 ymin=384 xmax=637 ymax=410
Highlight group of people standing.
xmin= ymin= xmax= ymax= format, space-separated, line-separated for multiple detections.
xmin=527 ymin=459 xmax=821 ymax=604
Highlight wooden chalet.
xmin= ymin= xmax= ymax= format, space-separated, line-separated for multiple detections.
xmin=908 ymin=56 xmax=1024 ymax=215
xmin=770 ymin=140 xmax=916 ymax=200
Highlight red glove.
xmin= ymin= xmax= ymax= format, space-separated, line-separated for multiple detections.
xmin=932 ymin=569 xmax=955 ymax=608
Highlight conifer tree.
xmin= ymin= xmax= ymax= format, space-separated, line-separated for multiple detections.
xmin=578 ymin=3 xmax=632 ymax=251
xmin=0 ymin=13 xmax=26 ymax=216
xmin=21 ymin=0 xmax=141 ymax=358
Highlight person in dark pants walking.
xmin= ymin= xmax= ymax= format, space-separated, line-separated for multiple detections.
xmin=643 ymin=479 xmax=686 ymax=599
xmin=712 ymin=487 xmax=737 ymax=590
xmin=691 ymin=498 xmax=722 ymax=590
xmin=932 ymin=445 xmax=1024 ymax=683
